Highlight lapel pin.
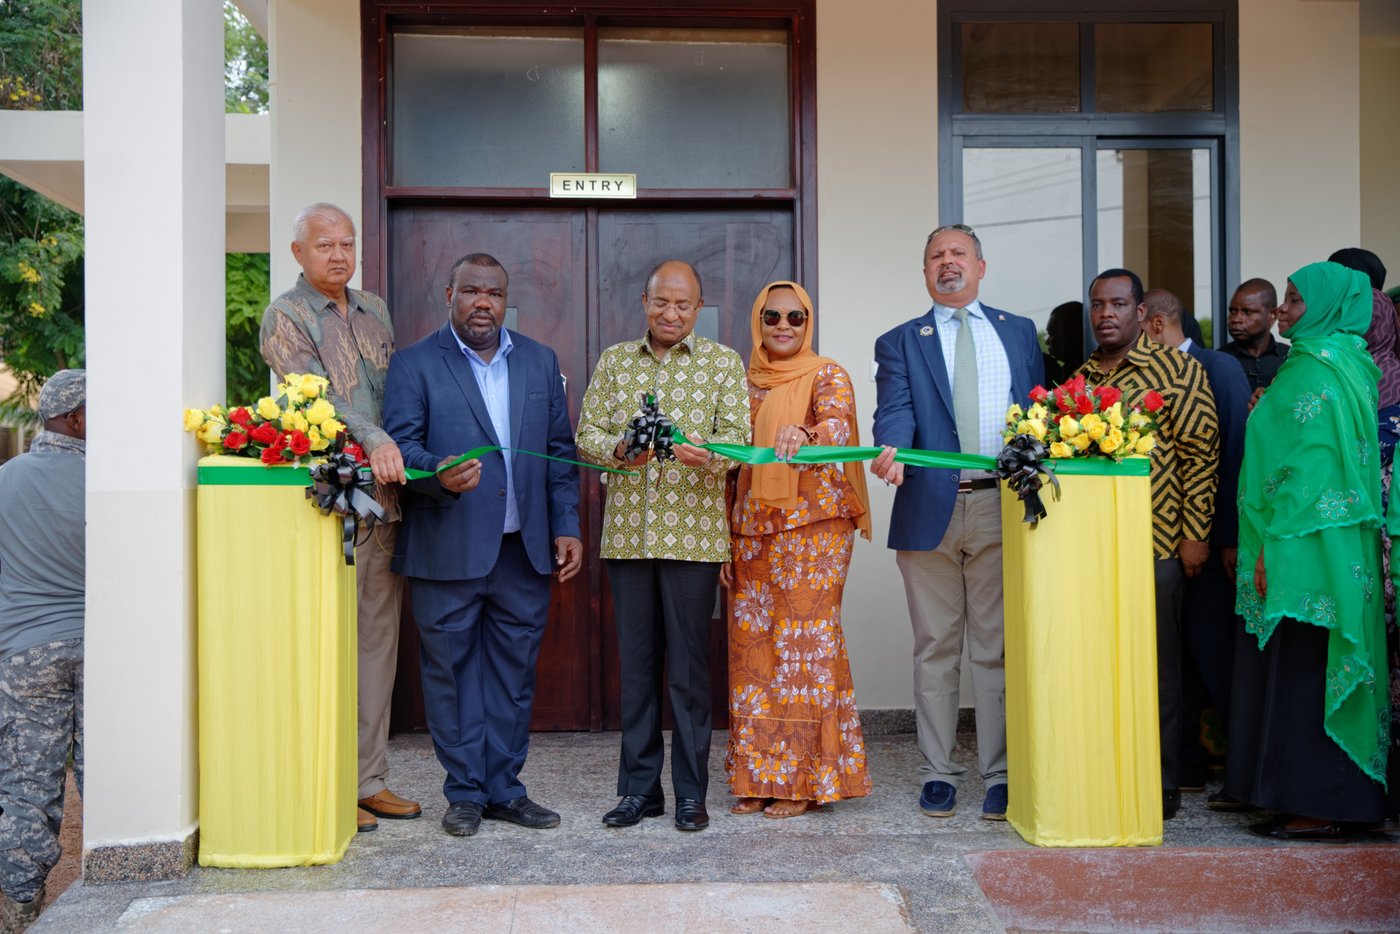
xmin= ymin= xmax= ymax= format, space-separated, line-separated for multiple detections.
xmin=919 ymin=325 xmax=934 ymax=336
xmin=998 ymin=314 xmax=1005 ymax=321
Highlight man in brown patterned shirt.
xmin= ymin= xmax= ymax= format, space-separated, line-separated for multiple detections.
xmin=1076 ymin=267 xmax=1219 ymax=821
xmin=576 ymin=260 xmax=750 ymax=833
xmin=259 ymin=202 xmax=418 ymax=834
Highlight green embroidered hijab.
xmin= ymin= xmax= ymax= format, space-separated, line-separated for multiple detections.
xmin=1235 ymin=261 xmax=1389 ymax=786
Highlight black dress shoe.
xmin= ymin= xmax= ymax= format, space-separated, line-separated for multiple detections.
xmin=1163 ymin=788 xmax=1182 ymax=820
xmin=674 ymin=797 xmax=710 ymax=831
xmin=603 ymin=792 xmax=665 ymax=827
xmin=483 ymin=795 xmax=560 ymax=829
xmin=442 ymin=800 xmax=483 ymax=836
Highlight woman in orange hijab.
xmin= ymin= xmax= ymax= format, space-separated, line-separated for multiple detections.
xmin=720 ymin=281 xmax=873 ymax=818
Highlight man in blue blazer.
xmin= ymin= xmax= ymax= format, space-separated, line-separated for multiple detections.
xmin=1143 ymin=288 xmax=1251 ymax=794
xmin=870 ymin=224 xmax=1044 ymax=821
xmin=382 ymin=253 xmax=582 ymax=838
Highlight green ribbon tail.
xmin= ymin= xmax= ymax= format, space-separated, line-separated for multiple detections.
xmin=405 ymin=445 xmax=638 ymax=481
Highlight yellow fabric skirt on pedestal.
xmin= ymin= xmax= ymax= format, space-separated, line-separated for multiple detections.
xmin=1000 ymin=465 xmax=1162 ymax=846
xmin=195 ymin=455 xmax=357 ymax=867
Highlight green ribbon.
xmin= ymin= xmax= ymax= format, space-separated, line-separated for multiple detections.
xmin=198 ymin=441 xmax=1149 ymax=487
xmin=407 ymin=446 xmax=638 ymax=480
xmin=674 ymin=433 xmax=1150 ymax=477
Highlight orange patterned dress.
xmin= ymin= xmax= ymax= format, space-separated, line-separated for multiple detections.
xmin=725 ymin=363 xmax=872 ymax=803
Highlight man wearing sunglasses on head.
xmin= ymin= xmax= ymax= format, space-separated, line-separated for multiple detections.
xmin=870 ymin=225 xmax=1043 ymax=822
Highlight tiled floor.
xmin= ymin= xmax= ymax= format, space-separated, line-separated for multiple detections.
xmin=33 ymin=730 xmax=1400 ymax=933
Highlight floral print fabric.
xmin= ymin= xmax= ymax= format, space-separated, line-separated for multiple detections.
xmin=724 ymin=364 xmax=871 ymax=803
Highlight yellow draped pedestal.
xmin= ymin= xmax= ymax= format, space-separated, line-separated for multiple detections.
xmin=196 ymin=455 xmax=357 ymax=867
xmin=1000 ymin=459 xmax=1162 ymax=847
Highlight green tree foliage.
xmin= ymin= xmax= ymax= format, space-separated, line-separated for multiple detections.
xmin=0 ymin=0 xmax=84 ymax=422
xmin=224 ymin=1 xmax=268 ymax=115
xmin=0 ymin=0 xmax=82 ymax=111
xmin=226 ymin=252 xmax=271 ymax=404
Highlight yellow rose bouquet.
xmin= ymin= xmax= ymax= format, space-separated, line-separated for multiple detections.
xmin=1002 ymin=374 xmax=1161 ymax=462
xmin=183 ymin=373 xmax=360 ymax=468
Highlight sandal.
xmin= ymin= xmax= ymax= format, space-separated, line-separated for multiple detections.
xmin=763 ymin=799 xmax=812 ymax=819
xmin=730 ymin=797 xmax=770 ymax=815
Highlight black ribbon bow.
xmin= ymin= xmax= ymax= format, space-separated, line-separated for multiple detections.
xmin=306 ymin=440 xmax=386 ymax=565
xmin=622 ymin=393 xmax=676 ymax=462
xmin=995 ymin=433 xmax=1060 ymax=528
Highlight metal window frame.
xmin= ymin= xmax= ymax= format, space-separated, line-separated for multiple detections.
xmin=938 ymin=1 xmax=1240 ymax=347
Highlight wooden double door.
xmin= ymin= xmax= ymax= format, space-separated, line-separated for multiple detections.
xmin=387 ymin=203 xmax=795 ymax=730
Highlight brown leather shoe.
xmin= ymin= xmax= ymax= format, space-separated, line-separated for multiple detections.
xmin=358 ymin=788 xmax=423 ymax=820
xmin=357 ymin=807 xmax=378 ymax=833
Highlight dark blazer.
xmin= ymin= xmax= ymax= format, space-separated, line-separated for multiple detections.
xmin=383 ymin=324 xmax=581 ymax=581
xmin=1185 ymin=342 xmax=1250 ymax=549
xmin=872 ymin=303 xmax=1044 ymax=551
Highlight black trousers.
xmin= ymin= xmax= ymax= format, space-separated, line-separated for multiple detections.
xmin=607 ymin=558 xmax=720 ymax=801
xmin=1155 ymin=557 xmax=1185 ymax=790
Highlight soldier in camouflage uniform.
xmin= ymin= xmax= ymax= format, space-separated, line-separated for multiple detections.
xmin=0 ymin=370 xmax=87 ymax=932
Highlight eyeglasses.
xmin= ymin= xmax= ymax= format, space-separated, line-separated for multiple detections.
xmin=648 ymin=298 xmax=696 ymax=315
xmin=929 ymin=223 xmax=976 ymax=240
xmin=761 ymin=309 xmax=808 ymax=327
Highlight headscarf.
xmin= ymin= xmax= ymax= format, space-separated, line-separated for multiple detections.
xmin=747 ymin=281 xmax=871 ymax=539
xmin=1235 ymin=261 xmax=1388 ymax=785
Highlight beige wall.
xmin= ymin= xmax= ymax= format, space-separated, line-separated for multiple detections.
xmin=815 ymin=0 xmax=939 ymax=709
xmin=1238 ymin=0 xmax=1361 ymax=287
xmin=268 ymin=0 xmax=362 ymax=294
xmin=1361 ymin=34 xmax=1400 ymax=288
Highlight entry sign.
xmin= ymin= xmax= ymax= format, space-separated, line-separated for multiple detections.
xmin=549 ymin=172 xmax=637 ymax=199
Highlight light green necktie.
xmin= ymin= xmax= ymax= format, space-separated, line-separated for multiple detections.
xmin=952 ymin=307 xmax=980 ymax=455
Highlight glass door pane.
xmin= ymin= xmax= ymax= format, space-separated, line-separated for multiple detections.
xmin=962 ymin=147 xmax=1085 ymax=379
xmin=598 ymin=28 xmax=790 ymax=188
xmin=1097 ymin=148 xmax=1213 ymax=341
xmin=392 ymin=28 xmax=585 ymax=187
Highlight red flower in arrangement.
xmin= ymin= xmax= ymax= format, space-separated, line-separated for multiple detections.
xmin=228 ymin=407 xmax=254 ymax=427
xmin=260 ymin=445 xmax=287 ymax=465
xmin=224 ymin=431 xmax=248 ymax=451
xmin=1093 ymin=385 xmax=1122 ymax=408
xmin=1029 ymin=385 xmax=1049 ymax=403
xmin=1069 ymin=373 xmax=1087 ymax=395
xmin=343 ymin=441 xmax=367 ymax=465
xmin=288 ymin=430 xmax=311 ymax=457
xmin=1143 ymin=390 xmax=1165 ymax=413
xmin=249 ymin=422 xmax=278 ymax=445
xmin=1054 ymin=388 xmax=1073 ymax=413
xmin=1075 ymin=393 xmax=1094 ymax=415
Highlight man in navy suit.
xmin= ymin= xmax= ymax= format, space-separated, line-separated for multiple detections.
xmin=1143 ymin=288 xmax=1250 ymax=795
xmin=870 ymin=224 xmax=1044 ymax=820
xmin=382 ymin=253 xmax=583 ymax=838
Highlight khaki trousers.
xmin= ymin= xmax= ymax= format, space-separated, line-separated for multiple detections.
xmin=356 ymin=521 xmax=404 ymax=799
xmin=896 ymin=488 xmax=1007 ymax=788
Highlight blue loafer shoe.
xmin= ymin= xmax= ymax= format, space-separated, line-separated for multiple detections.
xmin=919 ymin=780 xmax=957 ymax=817
xmin=982 ymin=783 xmax=1008 ymax=820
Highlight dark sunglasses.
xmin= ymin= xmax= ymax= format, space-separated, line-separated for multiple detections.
xmin=931 ymin=223 xmax=976 ymax=237
xmin=761 ymin=309 xmax=808 ymax=327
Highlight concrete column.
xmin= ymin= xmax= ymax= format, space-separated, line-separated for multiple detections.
xmin=82 ymin=0 xmax=224 ymax=880
xmin=268 ymin=0 xmax=362 ymax=292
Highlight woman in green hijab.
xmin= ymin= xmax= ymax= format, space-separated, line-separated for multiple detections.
xmin=1228 ymin=261 xmax=1390 ymax=840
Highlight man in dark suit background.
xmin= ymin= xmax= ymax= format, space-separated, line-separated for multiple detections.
xmin=382 ymin=253 xmax=583 ymax=838
xmin=870 ymin=224 xmax=1044 ymax=821
xmin=1143 ymin=288 xmax=1251 ymax=796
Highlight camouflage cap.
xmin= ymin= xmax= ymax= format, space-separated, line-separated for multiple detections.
xmin=37 ymin=369 xmax=86 ymax=420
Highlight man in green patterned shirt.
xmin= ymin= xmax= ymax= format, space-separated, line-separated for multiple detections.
xmin=260 ymin=203 xmax=419 ymax=835
xmin=576 ymin=260 xmax=750 ymax=833
xmin=1076 ymin=267 xmax=1219 ymax=821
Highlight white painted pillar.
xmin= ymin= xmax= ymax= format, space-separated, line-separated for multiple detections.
xmin=82 ymin=0 xmax=224 ymax=878
xmin=268 ymin=0 xmax=362 ymax=291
